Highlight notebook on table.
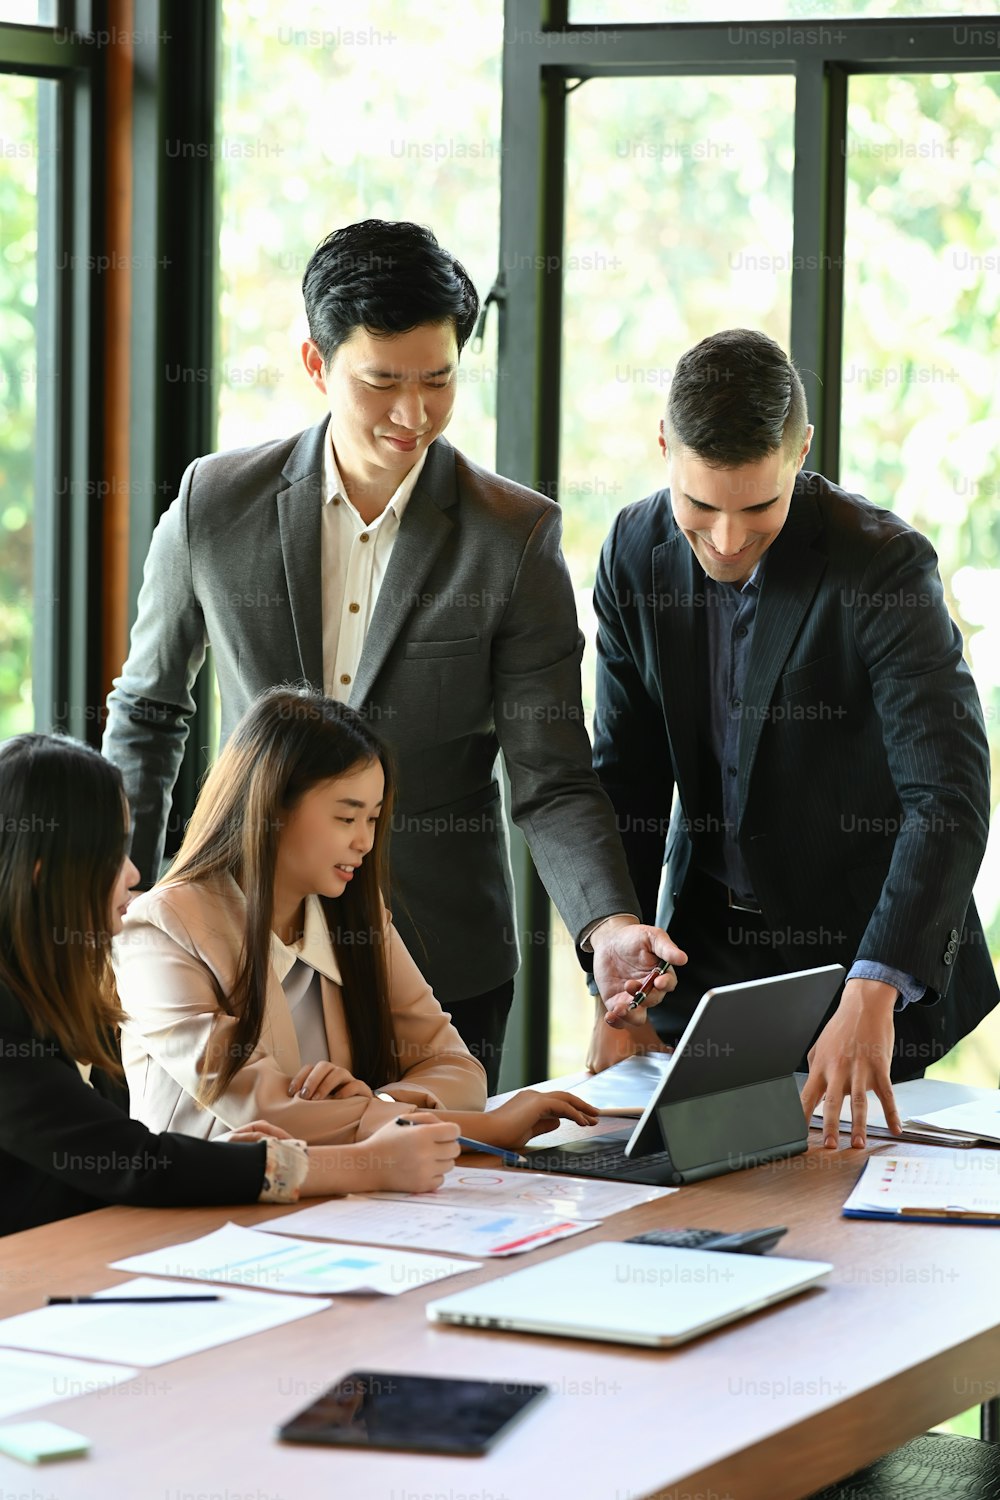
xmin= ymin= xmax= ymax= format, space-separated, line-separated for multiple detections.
xmin=426 ymin=1241 xmax=832 ymax=1347
xmin=843 ymin=1153 xmax=1000 ymax=1226
xmin=521 ymin=965 xmax=845 ymax=1187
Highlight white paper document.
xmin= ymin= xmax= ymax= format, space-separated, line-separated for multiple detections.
xmin=110 ymin=1221 xmax=477 ymax=1296
xmin=262 ymin=1198 xmax=596 ymax=1257
xmin=0 ymin=1349 xmax=139 ymax=1418
xmin=564 ymin=1054 xmax=675 ymax=1116
xmin=0 ymin=1276 xmax=330 ymax=1367
xmin=910 ymin=1098 xmax=1000 ymax=1144
xmin=843 ymin=1153 xmax=1000 ymax=1221
xmin=371 ymin=1167 xmax=676 ymax=1219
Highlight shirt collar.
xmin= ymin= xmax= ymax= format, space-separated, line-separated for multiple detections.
xmin=701 ymin=553 xmax=766 ymax=594
xmin=270 ymin=892 xmax=343 ymax=987
xmin=219 ymin=873 xmax=342 ymax=987
xmin=322 ymin=422 xmax=428 ymax=528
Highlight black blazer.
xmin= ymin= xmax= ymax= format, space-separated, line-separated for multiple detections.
xmin=593 ymin=470 xmax=998 ymax=1071
xmin=0 ymin=982 xmax=267 ymax=1237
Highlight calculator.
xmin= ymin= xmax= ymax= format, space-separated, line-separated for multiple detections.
xmin=624 ymin=1225 xmax=787 ymax=1254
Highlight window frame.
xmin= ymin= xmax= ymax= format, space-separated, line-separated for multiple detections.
xmin=496 ymin=0 xmax=1000 ymax=1078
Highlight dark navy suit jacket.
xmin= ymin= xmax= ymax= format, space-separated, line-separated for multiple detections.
xmin=593 ymin=470 xmax=998 ymax=1070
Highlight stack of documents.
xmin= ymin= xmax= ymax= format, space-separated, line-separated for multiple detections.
xmin=803 ymin=1077 xmax=997 ymax=1145
xmin=843 ymin=1153 xmax=1000 ymax=1224
xmin=904 ymin=1097 xmax=1000 ymax=1144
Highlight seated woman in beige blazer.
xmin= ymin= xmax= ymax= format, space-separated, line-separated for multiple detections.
xmin=0 ymin=731 xmax=464 ymax=1239
xmin=115 ymin=687 xmax=596 ymax=1148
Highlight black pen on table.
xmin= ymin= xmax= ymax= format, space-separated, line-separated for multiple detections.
xmin=625 ymin=958 xmax=673 ymax=1012
xmin=47 ymin=1294 xmax=221 ymax=1304
xmin=395 ymin=1114 xmax=527 ymax=1168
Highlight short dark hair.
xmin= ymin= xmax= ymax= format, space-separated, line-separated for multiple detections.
xmin=665 ymin=329 xmax=808 ymax=467
xmin=302 ymin=219 xmax=480 ymax=364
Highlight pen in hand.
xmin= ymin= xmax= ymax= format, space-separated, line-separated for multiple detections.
xmin=625 ymin=958 xmax=673 ymax=1012
xmin=395 ymin=1115 xmax=527 ymax=1168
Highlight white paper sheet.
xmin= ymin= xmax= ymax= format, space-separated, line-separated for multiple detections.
xmin=0 ymin=1276 xmax=331 ymax=1367
xmin=911 ymin=1097 xmax=1000 ymax=1144
xmin=563 ymin=1054 xmax=675 ymax=1115
xmin=0 ymin=1349 xmax=139 ymax=1418
xmin=110 ymin=1222 xmax=477 ymax=1296
xmin=372 ymin=1167 xmax=676 ymax=1219
xmin=261 ymin=1198 xmax=596 ymax=1257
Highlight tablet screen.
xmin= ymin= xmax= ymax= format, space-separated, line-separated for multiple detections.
xmin=277 ymin=1370 xmax=547 ymax=1456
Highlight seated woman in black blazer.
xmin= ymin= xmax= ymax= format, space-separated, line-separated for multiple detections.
xmin=0 ymin=732 xmax=468 ymax=1237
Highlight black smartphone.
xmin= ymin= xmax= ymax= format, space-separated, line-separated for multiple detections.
xmin=277 ymin=1370 xmax=548 ymax=1456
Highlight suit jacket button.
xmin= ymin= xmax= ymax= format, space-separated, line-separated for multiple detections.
xmin=949 ymin=928 xmax=960 ymax=941
xmin=943 ymin=952 xmax=953 ymax=965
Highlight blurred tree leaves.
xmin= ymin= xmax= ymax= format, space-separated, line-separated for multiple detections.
xmin=0 ymin=73 xmax=37 ymax=739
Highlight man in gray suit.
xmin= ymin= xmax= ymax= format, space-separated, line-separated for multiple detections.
xmin=594 ymin=328 xmax=998 ymax=1143
xmin=104 ymin=219 xmax=679 ymax=1091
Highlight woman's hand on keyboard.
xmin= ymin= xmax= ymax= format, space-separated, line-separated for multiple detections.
xmin=443 ymin=1091 xmax=600 ymax=1150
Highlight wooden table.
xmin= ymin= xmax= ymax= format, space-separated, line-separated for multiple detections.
xmin=0 ymin=1130 xmax=997 ymax=1500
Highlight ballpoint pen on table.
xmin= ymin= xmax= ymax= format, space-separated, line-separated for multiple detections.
xmin=47 ymin=1295 xmax=221 ymax=1304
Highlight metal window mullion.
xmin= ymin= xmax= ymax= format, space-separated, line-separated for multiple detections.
xmin=32 ymin=73 xmax=61 ymax=731
xmin=497 ymin=0 xmax=570 ymax=1086
xmin=790 ymin=58 xmax=848 ymax=482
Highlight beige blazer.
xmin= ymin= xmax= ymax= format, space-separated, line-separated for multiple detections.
xmin=114 ymin=875 xmax=486 ymax=1144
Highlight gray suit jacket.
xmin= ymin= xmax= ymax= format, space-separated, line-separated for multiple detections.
xmin=104 ymin=421 xmax=639 ymax=1002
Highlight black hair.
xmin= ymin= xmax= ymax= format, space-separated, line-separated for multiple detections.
xmin=665 ymin=329 xmax=809 ymax=466
xmin=0 ymin=733 xmax=128 ymax=1070
xmin=302 ymin=219 xmax=480 ymax=364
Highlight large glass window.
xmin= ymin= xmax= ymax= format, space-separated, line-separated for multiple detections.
xmin=572 ymin=0 xmax=999 ymax=21
xmin=0 ymin=72 xmax=40 ymax=737
xmin=550 ymin=73 xmax=794 ymax=1072
xmin=217 ymin=0 xmax=503 ymax=464
xmin=841 ymin=71 xmax=1000 ymax=1087
xmin=0 ymin=3 xmax=56 ymax=22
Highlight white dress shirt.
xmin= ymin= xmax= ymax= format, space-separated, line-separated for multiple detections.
xmin=320 ymin=429 xmax=428 ymax=701
xmin=270 ymin=896 xmax=345 ymax=1065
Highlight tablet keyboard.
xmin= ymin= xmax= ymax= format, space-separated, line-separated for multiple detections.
xmin=523 ymin=1140 xmax=679 ymax=1185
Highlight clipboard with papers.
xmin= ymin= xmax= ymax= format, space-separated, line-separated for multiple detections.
xmin=843 ymin=1153 xmax=1000 ymax=1226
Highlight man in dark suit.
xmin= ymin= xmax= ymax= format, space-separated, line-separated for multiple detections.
xmin=593 ymin=328 xmax=997 ymax=1146
xmin=103 ymin=220 xmax=677 ymax=1092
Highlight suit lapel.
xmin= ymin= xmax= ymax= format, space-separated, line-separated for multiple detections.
xmin=738 ymin=485 xmax=826 ymax=824
xmin=276 ymin=420 xmax=328 ymax=690
xmin=652 ymin=526 xmax=701 ymax=809
xmin=349 ymin=439 xmax=457 ymax=708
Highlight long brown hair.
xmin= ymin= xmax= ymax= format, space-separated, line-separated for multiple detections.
xmin=0 ymin=734 xmax=127 ymax=1071
xmin=165 ymin=688 xmax=398 ymax=1103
